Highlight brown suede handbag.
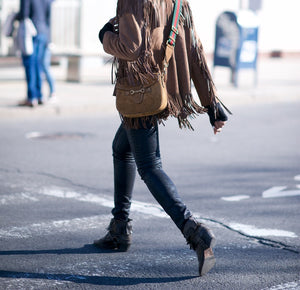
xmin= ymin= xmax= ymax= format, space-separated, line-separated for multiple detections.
xmin=115 ymin=0 xmax=182 ymax=118
xmin=116 ymin=73 xmax=167 ymax=118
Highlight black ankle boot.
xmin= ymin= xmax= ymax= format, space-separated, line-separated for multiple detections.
xmin=93 ymin=218 xmax=132 ymax=252
xmin=183 ymin=217 xmax=216 ymax=276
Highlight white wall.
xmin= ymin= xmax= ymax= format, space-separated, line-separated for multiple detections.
xmin=82 ymin=0 xmax=117 ymax=55
xmin=80 ymin=0 xmax=117 ymax=53
xmin=187 ymin=0 xmax=300 ymax=53
xmin=95 ymin=0 xmax=300 ymax=54
xmin=1 ymin=0 xmax=299 ymax=55
xmin=258 ymin=0 xmax=300 ymax=52
xmin=85 ymin=0 xmax=241 ymax=54
xmin=188 ymin=0 xmax=240 ymax=53
xmin=0 ymin=0 xmax=19 ymax=55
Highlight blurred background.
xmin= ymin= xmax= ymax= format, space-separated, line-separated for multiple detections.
xmin=0 ymin=0 xmax=299 ymax=58
xmin=0 ymin=0 xmax=299 ymax=106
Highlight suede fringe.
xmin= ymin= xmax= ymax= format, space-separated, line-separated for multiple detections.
xmin=183 ymin=1 xmax=218 ymax=114
xmin=115 ymin=0 xmax=214 ymax=129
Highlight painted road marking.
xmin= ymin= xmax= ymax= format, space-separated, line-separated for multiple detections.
xmin=262 ymin=280 xmax=300 ymax=290
xmin=221 ymin=195 xmax=250 ymax=202
xmin=25 ymin=131 xmax=43 ymax=139
xmin=0 ymin=215 xmax=110 ymax=239
xmin=1 ymin=187 xmax=297 ymax=239
xmin=262 ymin=186 xmax=300 ymax=198
xmin=0 ymin=192 xmax=38 ymax=205
xmin=230 ymin=223 xmax=298 ymax=238
xmin=39 ymin=187 xmax=297 ymax=238
xmin=39 ymin=187 xmax=168 ymax=218
xmin=294 ymin=175 xmax=300 ymax=181
xmin=0 ymin=277 xmax=74 ymax=288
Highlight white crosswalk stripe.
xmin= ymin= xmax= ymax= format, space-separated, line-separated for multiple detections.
xmin=262 ymin=280 xmax=300 ymax=290
xmin=38 ymin=186 xmax=168 ymax=218
xmin=0 ymin=215 xmax=110 ymax=239
xmin=0 ymin=192 xmax=39 ymax=205
xmin=0 ymin=186 xmax=298 ymax=240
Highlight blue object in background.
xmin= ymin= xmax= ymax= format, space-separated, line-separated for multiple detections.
xmin=214 ymin=10 xmax=259 ymax=87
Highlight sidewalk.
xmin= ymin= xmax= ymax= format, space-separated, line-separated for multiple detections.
xmin=0 ymin=56 xmax=300 ymax=120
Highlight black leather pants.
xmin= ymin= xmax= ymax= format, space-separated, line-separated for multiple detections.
xmin=111 ymin=122 xmax=192 ymax=231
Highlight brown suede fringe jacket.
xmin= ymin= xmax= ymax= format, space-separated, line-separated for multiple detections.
xmin=103 ymin=0 xmax=218 ymax=129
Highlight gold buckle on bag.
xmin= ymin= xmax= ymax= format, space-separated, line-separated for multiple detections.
xmin=130 ymin=88 xmax=145 ymax=95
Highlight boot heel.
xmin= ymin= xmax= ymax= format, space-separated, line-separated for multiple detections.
xmin=209 ymin=236 xmax=216 ymax=248
xmin=183 ymin=217 xmax=217 ymax=276
xmin=200 ymin=248 xmax=216 ymax=276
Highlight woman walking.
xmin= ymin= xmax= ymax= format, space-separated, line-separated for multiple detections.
xmin=94 ymin=0 xmax=229 ymax=276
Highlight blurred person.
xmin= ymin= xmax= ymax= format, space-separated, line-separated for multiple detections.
xmin=42 ymin=0 xmax=57 ymax=102
xmin=42 ymin=44 xmax=56 ymax=102
xmin=17 ymin=0 xmax=52 ymax=107
xmin=94 ymin=0 xmax=229 ymax=276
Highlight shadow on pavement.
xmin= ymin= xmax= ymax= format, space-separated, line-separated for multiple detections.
xmin=0 ymin=269 xmax=197 ymax=286
xmin=0 ymin=244 xmax=122 ymax=255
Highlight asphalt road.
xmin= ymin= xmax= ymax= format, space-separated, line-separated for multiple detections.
xmin=0 ymin=101 xmax=299 ymax=289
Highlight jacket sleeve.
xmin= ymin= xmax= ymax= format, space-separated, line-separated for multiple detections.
xmin=183 ymin=2 xmax=217 ymax=107
xmin=190 ymin=39 xmax=217 ymax=107
xmin=19 ymin=0 xmax=30 ymax=20
xmin=102 ymin=13 xmax=142 ymax=61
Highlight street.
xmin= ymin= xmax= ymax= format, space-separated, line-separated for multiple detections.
xmin=0 ymin=100 xmax=299 ymax=289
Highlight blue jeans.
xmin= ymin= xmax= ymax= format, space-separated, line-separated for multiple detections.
xmin=42 ymin=47 xmax=55 ymax=96
xmin=112 ymin=122 xmax=192 ymax=231
xmin=22 ymin=34 xmax=47 ymax=101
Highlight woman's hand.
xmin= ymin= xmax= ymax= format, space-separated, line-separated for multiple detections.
xmin=205 ymin=102 xmax=228 ymax=134
xmin=213 ymin=120 xmax=226 ymax=134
